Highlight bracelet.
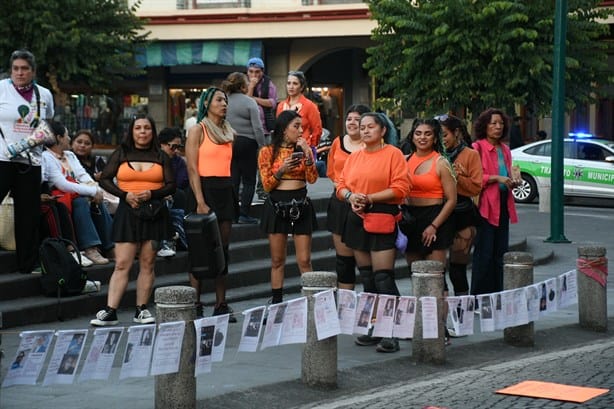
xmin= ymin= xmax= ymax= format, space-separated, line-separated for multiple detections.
xmin=305 ymin=160 xmax=314 ymax=166
xmin=344 ymin=191 xmax=352 ymax=202
xmin=430 ymin=223 xmax=438 ymax=230
xmin=274 ymin=172 xmax=283 ymax=181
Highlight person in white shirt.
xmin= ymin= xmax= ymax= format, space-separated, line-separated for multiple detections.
xmin=0 ymin=50 xmax=54 ymax=274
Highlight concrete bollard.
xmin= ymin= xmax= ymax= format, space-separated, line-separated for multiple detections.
xmin=503 ymin=252 xmax=534 ymax=347
xmin=154 ymin=286 xmax=197 ymax=409
xmin=577 ymin=246 xmax=608 ymax=332
xmin=301 ymin=271 xmax=338 ymax=388
xmin=411 ymin=260 xmax=445 ymax=364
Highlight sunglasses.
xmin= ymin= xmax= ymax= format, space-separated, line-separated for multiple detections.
xmin=288 ymin=70 xmax=304 ymax=77
xmin=166 ymin=143 xmax=183 ymax=150
xmin=434 ymin=114 xmax=449 ymax=122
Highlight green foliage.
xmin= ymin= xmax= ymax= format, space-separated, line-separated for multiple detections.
xmin=0 ymin=0 xmax=150 ymax=93
xmin=366 ymin=0 xmax=613 ymax=116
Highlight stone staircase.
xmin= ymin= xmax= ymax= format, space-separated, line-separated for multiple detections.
xmin=0 ymin=187 xmax=554 ymax=329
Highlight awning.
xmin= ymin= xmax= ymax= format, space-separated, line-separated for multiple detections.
xmin=136 ymin=40 xmax=262 ymax=67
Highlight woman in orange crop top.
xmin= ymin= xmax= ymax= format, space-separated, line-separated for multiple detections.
xmin=91 ymin=114 xmax=176 ymax=327
xmin=440 ymin=115 xmax=482 ymax=297
xmin=185 ymin=87 xmax=238 ymax=322
xmin=258 ymin=109 xmax=318 ymax=305
xmin=276 ymin=71 xmax=322 ymax=148
xmin=336 ymin=112 xmax=411 ymax=353
xmin=403 ymin=119 xmax=457 ymax=265
xmin=326 ymin=104 xmax=370 ymax=290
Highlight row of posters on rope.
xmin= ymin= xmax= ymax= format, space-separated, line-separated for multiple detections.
xmin=2 ymin=269 xmax=577 ymax=387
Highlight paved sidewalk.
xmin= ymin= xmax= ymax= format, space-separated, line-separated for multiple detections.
xmin=1 ymin=180 xmax=612 ymax=409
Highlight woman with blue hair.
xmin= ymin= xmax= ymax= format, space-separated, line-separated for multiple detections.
xmin=185 ymin=87 xmax=238 ymax=322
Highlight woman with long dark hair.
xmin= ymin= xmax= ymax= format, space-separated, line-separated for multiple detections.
xmin=91 ymin=114 xmax=175 ymax=326
xmin=258 ymin=109 xmax=318 ymax=305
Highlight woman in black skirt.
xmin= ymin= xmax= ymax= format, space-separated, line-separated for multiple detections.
xmin=90 ymin=114 xmax=175 ymax=326
xmin=258 ymin=110 xmax=318 ymax=304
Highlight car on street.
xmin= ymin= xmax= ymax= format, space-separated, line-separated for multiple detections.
xmin=511 ymin=135 xmax=614 ymax=203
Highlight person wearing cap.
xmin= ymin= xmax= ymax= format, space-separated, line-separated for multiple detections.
xmin=0 ymin=49 xmax=55 ymax=274
xmin=246 ymin=57 xmax=278 ymax=201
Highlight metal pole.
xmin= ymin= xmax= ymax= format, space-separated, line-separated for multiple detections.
xmin=546 ymin=0 xmax=570 ymax=243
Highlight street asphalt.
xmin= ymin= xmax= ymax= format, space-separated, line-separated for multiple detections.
xmin=1 ymin=177 xmax=613 ymax=409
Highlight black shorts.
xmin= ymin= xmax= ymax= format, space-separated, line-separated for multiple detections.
xmin=403 ymin=204 xmax=454 ymax=257
xmin=113 ymin=201 xmax=171 ymax=245
xmin=260 ymin=188 xmax=317 ymax=235
xmin=186 ymin=177 xmax=239 ymax=222
xmin=452 ymin=196 xmax=479 ymax=231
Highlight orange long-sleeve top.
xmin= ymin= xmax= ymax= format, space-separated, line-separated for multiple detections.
xmin=276 ymin=94 xmax=323 ymax=147
xmin=454 ymin=147 xmax=482 ymax=197
xmin=336 ymin=144 xmax=410 ymax=204
xmin=326 ymin=136 xmax=352 ymax=184
xmin=258 ymin=145 xmax=318 ymax=192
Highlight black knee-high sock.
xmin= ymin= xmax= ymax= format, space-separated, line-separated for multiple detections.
xmin=374 ymin=269 xmax=400 ymax=296
xmin=358 ymin=265 xmax=376 ymax=293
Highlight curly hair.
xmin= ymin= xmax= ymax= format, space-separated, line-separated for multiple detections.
xmin=221 ymin=72 xmax=248 ymax=95
xmin=473 ymin=108 xmax=510 ymax=140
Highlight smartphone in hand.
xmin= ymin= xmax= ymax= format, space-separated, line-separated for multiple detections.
xmin=291 ymin=151 xmax=304 ymax=160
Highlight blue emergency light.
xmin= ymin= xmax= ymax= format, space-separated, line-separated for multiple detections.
xmin=569 ymin=132 xmax=593 ymax=139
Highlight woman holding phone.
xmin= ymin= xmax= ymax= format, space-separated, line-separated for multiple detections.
xmin=258 ymin=110 xmax=318 ymax=304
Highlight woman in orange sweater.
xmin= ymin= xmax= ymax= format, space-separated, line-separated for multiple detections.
xmin=91 ymin=114 xmax=176 ymax=326
xmin=276 ymin=71 xmax=322 ymax=148
xmin=440 ymin=115 xmax=482 ymax=296
xmin=326 ymin=104 xmax=370 ymax=290
xmin=258 ymin=109 xmax=318 ymax=304
xmin=337 ymin=112 xmax=410 ymax=353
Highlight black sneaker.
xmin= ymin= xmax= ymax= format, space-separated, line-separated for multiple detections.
xmin=376 ymin=337 xmax=400 ymax=353
xmin=90 ymin=307 xmax=118 ymax=326
xmin=355 ymin=327 xmax=382 ymax=346
xmin=213 ymin=302 xmax=237 ymax=323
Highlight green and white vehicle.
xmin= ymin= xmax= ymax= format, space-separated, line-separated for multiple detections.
xmin=511 ymin=135 xmax=614 ymax=203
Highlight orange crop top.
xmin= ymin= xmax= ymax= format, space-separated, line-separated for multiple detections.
xmin=407 ymin=151 xmax=444 ymax=199
xmin=197 ymin=122 xmax=232 ymax=177
xmin=116 ymin=162 xmax=164 ymax=193
xmin=258 ymin=145 xmax=318 ymax=192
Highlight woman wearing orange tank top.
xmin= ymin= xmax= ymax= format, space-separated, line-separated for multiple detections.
xmin=91 ymin=114 xmax=176 ymax=327
xmin=186 ymin=87 xmax=238 ymax=322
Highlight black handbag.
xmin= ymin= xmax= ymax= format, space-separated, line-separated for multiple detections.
xmin=398 ymin=206 xmax=417 ymax=236
xmin=132 ymin=199 xmax=165 ymax=220
xmin=454 ymin=196 xmax=475 ymax=213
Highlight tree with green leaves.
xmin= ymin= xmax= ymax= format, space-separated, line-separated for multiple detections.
xmin=0 ymin=0 xmax=149 ymax=94
xmin=366 ymin=0 xmax=613 ymax=117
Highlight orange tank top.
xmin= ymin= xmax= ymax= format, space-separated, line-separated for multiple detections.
xmin=117 ymin=162 xmax=164 ymax=193
xmin=407 ymin=151 xmax=444 ymax=199
xmin=197 ymin=122 xmax=232 ymax=177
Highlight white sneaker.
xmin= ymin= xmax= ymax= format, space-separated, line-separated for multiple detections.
xmin=72 ymin=251 xmax=93 ymax=267
xmin=157 ymin=243 xmax=176 ymax=258
xmin=82 ymin=280 xmax=101 ymax=294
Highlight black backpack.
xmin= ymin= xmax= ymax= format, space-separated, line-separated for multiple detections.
xmin=39 ymin=238 xmax=87 ymax=297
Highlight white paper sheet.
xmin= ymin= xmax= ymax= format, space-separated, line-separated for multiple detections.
xmin=279 ymin=297 xmax=308 ymax=345
xmin=43 ymin=330 xmax=88 ymax=386
xmin=558 ymin=270 xmax=578 ymax=308
xmin=261 ymin=302 xmax=287 ymax=349
xmin=420 ymin=296 xmax=439 ymax=339
xmin=353 ymin=292 xmax=376 ymax=335
xmin=119 ymin=324 xmax=156 ymax=379
xmin=238 ymin=306 xmax=266 ymax=352
xmin=478 ymin=294 xmax=495 ymax=332
xmin=392 ymin=296 xmax=416 ymax=339
xmin=458 ymin=295 xmax=475 ymax=336
xmin=79 ymin=328 xmax=124 ymax=382
xmin=313 ymin=290 xmax=340 ymax=340
xmin=372 ymin=294 xmax=396 ymax=338
xmin=511 ymin=288 xmax=529 ymax=327
xmin=545 ymin=277 xmax=558 ymax=313
xmin=2 ymin=330 xmax=54 ymax=387
xmin=493 ymin=292 xmax=505 ymax=330
xmin=212 ymin=315 xmax=229 ymax=362
xmin=337 ymin=289 xmax=357 ymax=335
xmin=150 ymin=321 xmax=186 ymax=376
xmin=526 ymin=284 xmax=541 ymax=322
xmin=194 ymin=317 xmax=217 ymax=376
